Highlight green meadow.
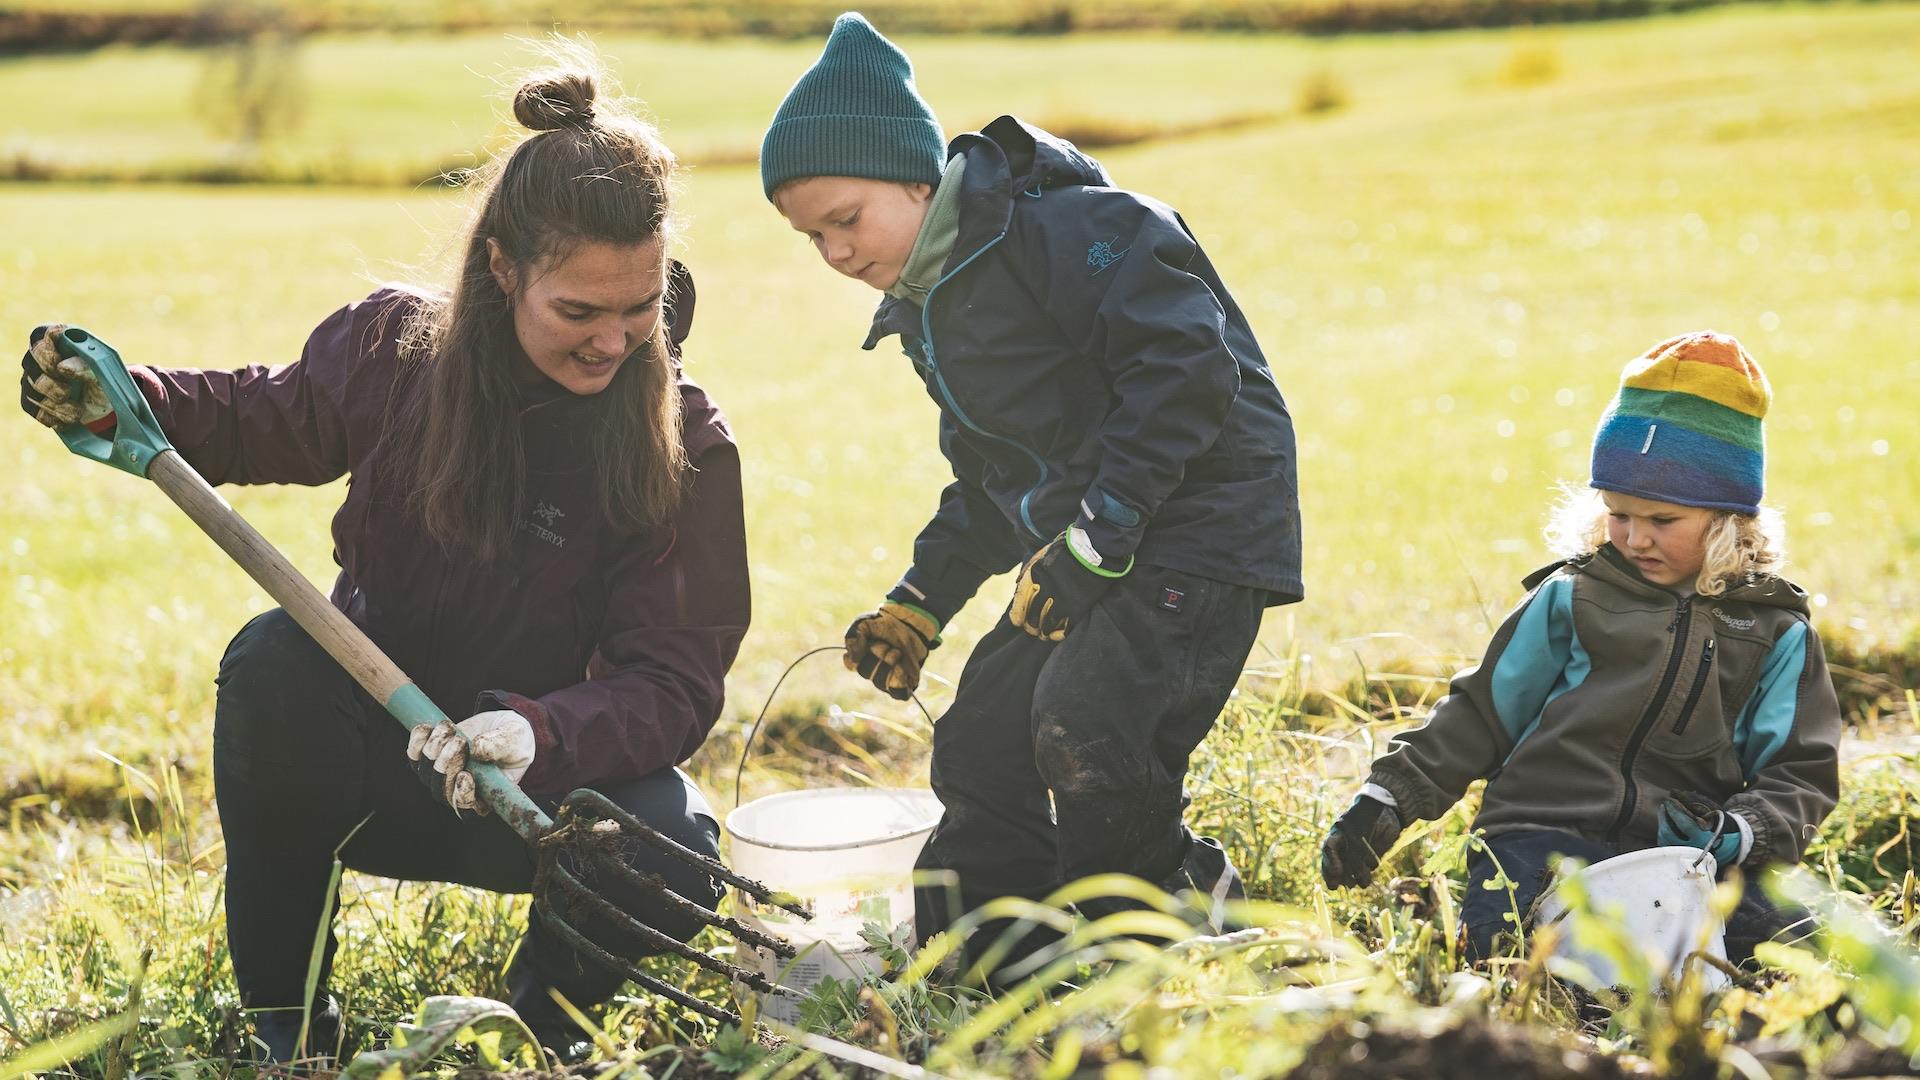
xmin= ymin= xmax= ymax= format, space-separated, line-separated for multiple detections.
xmin=2 ymin=4 xmax=1919 ymax=1075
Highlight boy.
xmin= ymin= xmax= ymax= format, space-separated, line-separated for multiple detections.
xmin=762 ymin=13 xmax=1302 ymax=972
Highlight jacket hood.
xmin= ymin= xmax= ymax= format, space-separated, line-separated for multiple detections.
xmin=949 ymin=116 xmax=1111 ymax=256
xmin=1717 ymin=565 xmax=1812 ymax=615
xmin=957 ymin=115 xmax=1112 ymax=192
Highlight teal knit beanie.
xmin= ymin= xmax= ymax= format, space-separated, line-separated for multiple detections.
xmin=760 ymin=12 xmax=945 ymax=201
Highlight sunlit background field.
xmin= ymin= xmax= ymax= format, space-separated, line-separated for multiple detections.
xmin=2 ymin=3 xmax=1918 ymax=1075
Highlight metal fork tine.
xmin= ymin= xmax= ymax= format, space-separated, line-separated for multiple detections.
xmin=532 ymin=905 xmax=743 ymax=1027
xmin=557 ymin=789 xmax=812 ymax=920
xmin=571 ymin=840 xmax=800 ymax=960
xmin=542 ymin=859 xmax=800 ymax=997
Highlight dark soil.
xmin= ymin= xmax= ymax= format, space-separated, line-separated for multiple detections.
xmin=1820 ymin=1036 xmax=1920 ymax=1079
xmin=1291 ymin=1015 xmax=1643 ymax=1080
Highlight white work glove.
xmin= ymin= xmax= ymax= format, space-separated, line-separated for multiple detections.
xmin=407 ymin=709 xmax=536 ymax=814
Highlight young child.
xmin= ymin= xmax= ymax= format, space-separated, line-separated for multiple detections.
xmin=760 ymin=15 xmax=1303 ymax=968
xmin=1321 ymin=331 xmax=1840 ymax=964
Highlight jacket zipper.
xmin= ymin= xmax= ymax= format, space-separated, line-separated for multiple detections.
xmin=1604 ymin=595 xmax=1693 ymax=845
xmin=919 ymin=225 xmax=1053 ymax=542
xmin=1669 ymin=638 xmax=1716 ymax=736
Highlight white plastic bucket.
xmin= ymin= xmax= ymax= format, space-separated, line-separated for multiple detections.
xmin=726 ymin=788 xmax=943 ymax=1022
xmin=1534 ymin=845 xmax=1730 ymax=993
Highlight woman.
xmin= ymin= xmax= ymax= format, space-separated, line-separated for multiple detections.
xmin=20 ymin=65 xmax=748 ymax=1062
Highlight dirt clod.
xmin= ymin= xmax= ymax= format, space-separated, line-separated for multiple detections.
xmin=1291 ymin=1015 xmax=1640 ymax=1080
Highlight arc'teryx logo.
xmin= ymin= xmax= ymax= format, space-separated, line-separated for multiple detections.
xmin=1087 ymin=237 xmax=1129 ymax=275
xmin=525 ymin=500 xmax=567 ymax=548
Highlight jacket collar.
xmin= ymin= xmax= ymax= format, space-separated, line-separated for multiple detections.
xmin=1584 ymin=545 xmax=1683 ymax=601
xmin=1563 ymin=544 xmax=1810 ymax=616
xmin=862 ymin=116 xmax=1111 ymax=350
xmin=887 ymin=153 xmax=969 ymax=305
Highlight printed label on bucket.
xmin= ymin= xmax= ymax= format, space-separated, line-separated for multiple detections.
xmin=744 ymin=936 xmax=894 ymax=1025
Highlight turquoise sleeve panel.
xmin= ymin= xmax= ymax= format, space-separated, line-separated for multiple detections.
xmin=1735 ymin=620 xmax=1811 ymax=780
xmin=1490 ymin=575 xmax=1580 ymax=751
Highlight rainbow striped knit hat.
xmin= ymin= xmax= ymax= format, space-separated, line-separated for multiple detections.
xmin=1590 ymin=331 xmax=1770 ymax=515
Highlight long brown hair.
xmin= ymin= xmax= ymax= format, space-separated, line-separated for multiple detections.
xmin=397 ymin=57 xmax=685 ymax=563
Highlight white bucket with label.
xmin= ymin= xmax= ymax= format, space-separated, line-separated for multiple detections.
xmin=725 ymin=788 xmax=943 ymax=1022
xmin=1534 ymin=845 xmax=1730 ymax=993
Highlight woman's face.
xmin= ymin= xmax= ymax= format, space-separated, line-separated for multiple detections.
xmin=489 ymin=236 xmax=668 ymax=395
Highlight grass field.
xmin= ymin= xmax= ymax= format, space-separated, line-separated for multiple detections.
xmin=0 ymin=0 xmax=1759 ymax=41
xmin=3 ymin=23 xmax=1570 ymax=179
xmin=2 ymin=5 xmax=1919 ymax=1075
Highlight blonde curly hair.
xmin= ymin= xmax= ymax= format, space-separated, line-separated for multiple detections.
xmin=1544 ymin=486 xmax=1786 ymax=597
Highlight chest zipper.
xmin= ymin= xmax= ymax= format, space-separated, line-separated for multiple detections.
xmin=1605 ymin=595 xmax=1693 ymax=845
xmin=1670 ymin=638 xmax=1717 ymax=736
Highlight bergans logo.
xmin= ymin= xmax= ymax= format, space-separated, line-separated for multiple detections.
xmin=524 ymin=501 xmax=567 ymax=549
xmin=1711 ymin=607 xmax=1756 ymax=631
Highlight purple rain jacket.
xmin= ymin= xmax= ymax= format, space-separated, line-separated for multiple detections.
xmin=127 ymin=267 xmax=749 ymax=795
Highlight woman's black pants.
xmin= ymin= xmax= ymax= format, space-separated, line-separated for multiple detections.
xmin=212 ymin=609 xmax=722 ymax=1045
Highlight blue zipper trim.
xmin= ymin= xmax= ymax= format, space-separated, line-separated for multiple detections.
xmin=920 ymin=222 xmax=1052 ymax=542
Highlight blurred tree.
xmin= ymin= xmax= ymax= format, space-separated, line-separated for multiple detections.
xmin=191 ymin=1 xmax=308 ymax=152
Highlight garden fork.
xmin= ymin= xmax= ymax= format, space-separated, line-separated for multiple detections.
xmin=44 ymin=326 xmax=808 ymax=1027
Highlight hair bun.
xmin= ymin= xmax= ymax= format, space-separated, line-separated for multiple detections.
xmin=514 ymin=72 xmax=597 ymax=132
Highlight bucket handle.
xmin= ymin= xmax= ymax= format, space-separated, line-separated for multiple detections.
xmin=732 ymin=646 xmax=937 ymax=808
xmin=1689 ymin=811 xmax=1732 ymax=875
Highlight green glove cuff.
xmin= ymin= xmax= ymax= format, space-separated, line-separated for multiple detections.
xmin=1064 ymin=526 xmax=1133 ymax=579
xmin=879 ymin=600 xmax=943 ymax=645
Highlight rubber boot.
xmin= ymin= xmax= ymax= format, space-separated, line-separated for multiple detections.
xmin=248 ymin=996 xmax=342 ymax=1068
xmin=508 ymin=964 xmax=599 ymax=1065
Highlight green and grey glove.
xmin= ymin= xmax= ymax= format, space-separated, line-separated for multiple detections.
xmin=1656 ymin=789 xmax=1745 ymax=867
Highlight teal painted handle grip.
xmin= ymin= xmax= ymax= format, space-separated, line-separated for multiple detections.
xmin=387 ymin=684 xmax=542 ymax=838
xmin=49 ymin=327 xmax=175 ymax=477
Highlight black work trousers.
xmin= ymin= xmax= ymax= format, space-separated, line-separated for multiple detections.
xmin=913 ymin=564 xmax=1266 ymax=967
xmin=212 ymin=609 xmax=722 ymax=1038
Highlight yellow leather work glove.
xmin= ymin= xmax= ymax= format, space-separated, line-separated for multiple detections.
xmin=1008 ymin=527 xmax=1131 ymax=641
xmin=844 ymin=601 xmax=940 ymax=701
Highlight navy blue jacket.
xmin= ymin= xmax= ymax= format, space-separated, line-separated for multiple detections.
xmin=864 ymin=116 xmax=1302 ymax=623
